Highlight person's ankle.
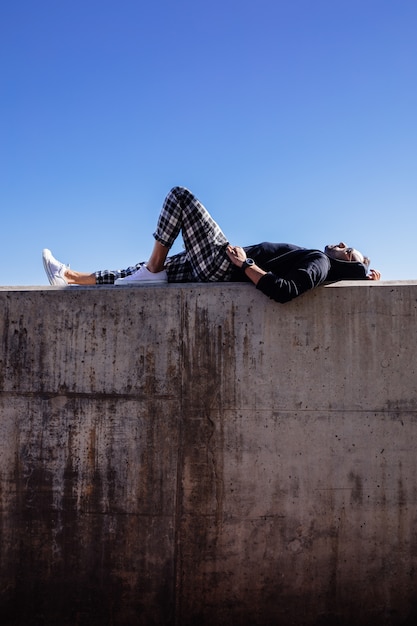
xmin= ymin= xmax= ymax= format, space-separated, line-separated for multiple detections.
xmin=146 ymin=263 xmax=163 ymax=273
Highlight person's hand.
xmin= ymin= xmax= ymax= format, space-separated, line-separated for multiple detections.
xmin=367 ymin=269 xmax=381 ymax=281
xmin=226 ymin=245 xmax=247 ymax=268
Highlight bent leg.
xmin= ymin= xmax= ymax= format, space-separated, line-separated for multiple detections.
xmin=154 ymin=186 xmax=232 ymax=281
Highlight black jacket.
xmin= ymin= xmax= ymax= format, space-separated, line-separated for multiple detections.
xmin=231 ymin=242 xmax=368 ymax=303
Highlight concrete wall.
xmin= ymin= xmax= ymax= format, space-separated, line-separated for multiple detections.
xmin=0 ymin=281 xmax=417 ymax=625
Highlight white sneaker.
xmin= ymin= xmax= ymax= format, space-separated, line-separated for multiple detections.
xmin=114 ymin=265 xmax=168 ymax=285
xmin=42 ymin=249 xmax=68 ymax=285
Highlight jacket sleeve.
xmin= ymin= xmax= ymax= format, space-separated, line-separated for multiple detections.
xmin=255 ymin=252 xmax=331 ymax=303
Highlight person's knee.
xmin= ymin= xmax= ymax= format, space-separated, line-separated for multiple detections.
xmin=170 ymin=185 xmax=188 ymax=196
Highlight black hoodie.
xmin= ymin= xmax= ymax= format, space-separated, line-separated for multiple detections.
xmin=231 ymin=242 xmax=368 ymax=303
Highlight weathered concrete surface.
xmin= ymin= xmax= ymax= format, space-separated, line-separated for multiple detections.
xmin=1 ymin=281 xmax=417 ymax=625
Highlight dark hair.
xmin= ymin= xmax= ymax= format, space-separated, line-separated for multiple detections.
xmin=348 ymin=247 xmax=370 ymax=269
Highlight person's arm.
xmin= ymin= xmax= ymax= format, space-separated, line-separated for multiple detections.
xmin=226 ymin=245 xmax=266 ymax=284
xmin=226 ymin=246 xmax=265 ymax=283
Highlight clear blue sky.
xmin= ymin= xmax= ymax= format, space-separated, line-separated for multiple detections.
xmin=1 ymin=0 xmax=416 ymax=285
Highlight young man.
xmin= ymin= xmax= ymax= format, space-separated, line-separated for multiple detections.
xmin=42 ymin=186 xmax=381 ymax=303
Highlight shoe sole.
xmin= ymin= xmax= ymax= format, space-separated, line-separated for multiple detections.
xmin=42 ymin=249 xmax=66 ymax=286
xmin=42 ymin=251 xmax=55 ymax=285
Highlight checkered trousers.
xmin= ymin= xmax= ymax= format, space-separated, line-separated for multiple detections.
xmin=95 ymin=186 xmax=234 ymax=284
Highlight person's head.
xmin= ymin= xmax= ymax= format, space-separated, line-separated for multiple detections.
xmin=324 ymin=242 xmax=370 ymax=269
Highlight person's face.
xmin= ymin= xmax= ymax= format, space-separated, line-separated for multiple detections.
xmin=324 ymin=242 xmax=365 ymax=264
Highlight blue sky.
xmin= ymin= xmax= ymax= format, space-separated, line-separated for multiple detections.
xmin=1 ymin=0 xmax=416 ymax=285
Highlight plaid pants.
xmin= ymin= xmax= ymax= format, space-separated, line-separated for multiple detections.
xmin=95 ymin=187 xmax=234 ymax=284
